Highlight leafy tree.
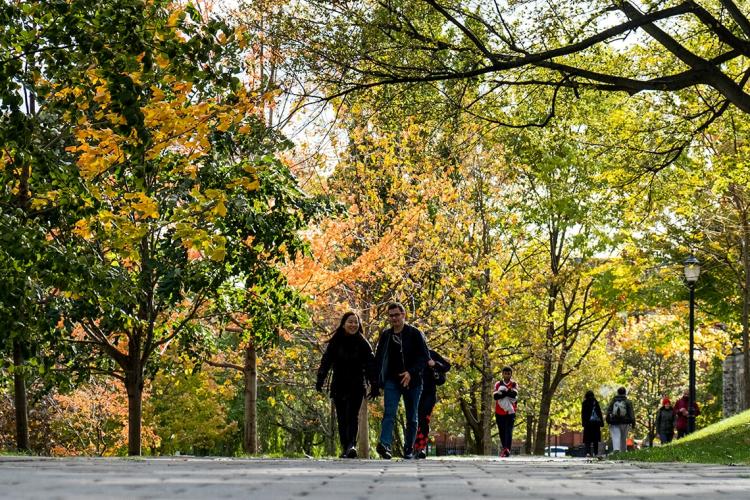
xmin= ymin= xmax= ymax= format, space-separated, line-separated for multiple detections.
xmin=297 ymin=1 xmax=750 ymax=120
xmin=26 ymin=0 xmax=294 ymax=455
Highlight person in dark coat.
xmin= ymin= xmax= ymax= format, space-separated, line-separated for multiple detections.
xmin=414 ymin=349 xmax=450 ymax=459
xmin=655 ymin=397 xmax=675 ymax=444
xmin=372 ymin=302 xmax=430 ymax=459
xmin=581 ymin=390 xmax=604 ymax=457
xmin=316 ymin=311 xmax=376 ymax=458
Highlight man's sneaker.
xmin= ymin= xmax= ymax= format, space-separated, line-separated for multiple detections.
xmin=500 ymin=447 xmax=510 ymax=457
xmin=346 ymin=447 xmax=357 ymax=459
xmin=403 ymin=448 xmax=415 ymax=459
xmin=376 ymin=443 xmax=392 ymax=460
xmin=416 ymin=450 xmax=427 ymax=459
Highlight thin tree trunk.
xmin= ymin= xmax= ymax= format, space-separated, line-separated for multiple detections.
xmin=525 ymin=414 xmax=534 ymax=454
xmin=480 ymin=347 xmax=493 ymax=455
xmin=741 ymin=203 xmax=750 ymax=410
xmin=244 ymin=337 xmax=258 ymax=454
xmin=12 ymin=339 xmax=29 ymax=452
xmin=533 ymin=345 xmax=554 ymax=455
xmin=126 ymin=358 xmax=144 ymax=456
xmin=357 ymin=398 xmax=369 ymax=458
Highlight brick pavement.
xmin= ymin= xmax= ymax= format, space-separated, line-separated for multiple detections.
xmin=2 ymin=456 xmax=750 ymax=499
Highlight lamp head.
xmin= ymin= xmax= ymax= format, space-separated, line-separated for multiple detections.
xmin=683 ymin=255 xmax=701 ymax=284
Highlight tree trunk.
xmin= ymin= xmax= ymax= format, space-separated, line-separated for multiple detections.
xmin=533 ymin=354 xmax=554 ymax=455
xmin=480 ymin=349 xmax=494 ymax=455
xmin=12 ymin=339 xmax=29 ymax=452
xmin=741 ymin=203 xmax=750 ymax=410
xmin=125 ymin=365 xmax=144 ymax=456
xmin=525 ymin=414 xmax=534 ymax=455
xmin=357 ymin=398 xmax=369 ymax=458
xmin=243 ymin=338 xmax=258 ymax=454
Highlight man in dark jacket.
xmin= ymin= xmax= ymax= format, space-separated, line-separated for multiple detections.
xmin=372 ymin=302 xmax=430 ymax=459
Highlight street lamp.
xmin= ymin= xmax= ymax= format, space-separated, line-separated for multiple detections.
xmin=683 ymin=255 xmax=701 ymax=434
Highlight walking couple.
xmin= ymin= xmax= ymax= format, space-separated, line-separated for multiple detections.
xmin=316 ymin=302 xmax=450 ymax=459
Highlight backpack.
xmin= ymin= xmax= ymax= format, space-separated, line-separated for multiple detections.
xmin=589 ymin=406 xmax=601 ymax=423
xmin=612 ymin=400 xmax=627 ymax=419
xmin=433 ymin=369 xmax=446 ymax=386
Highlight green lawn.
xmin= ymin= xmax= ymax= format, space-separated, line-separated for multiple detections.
xmin=615 ymin=408 xmax=750 ymax=465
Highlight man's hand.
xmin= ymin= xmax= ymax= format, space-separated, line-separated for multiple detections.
xmin=427 ymin=359 xmax=435 ymax=368
xmin=399 ymin=371 xmax=411 ymax=387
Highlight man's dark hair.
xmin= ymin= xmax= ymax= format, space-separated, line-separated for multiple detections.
xmin=387 ymin=302 xmax=405 ymax=313
xmin=617 ymin=387 xmax=627 ymax=395
xmin=502 ymin=366 xmax=512 ymax=373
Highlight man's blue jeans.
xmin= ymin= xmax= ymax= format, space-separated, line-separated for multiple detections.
xmin=379 ymin=378 xmax=423 ymax=451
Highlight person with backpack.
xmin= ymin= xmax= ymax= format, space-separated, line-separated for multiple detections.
xmin=413 ymin=349 xmax=451 ymax=459
xmin=605 ymin=387 xmax=635 ymax=453
xmin=315 ymin=312 xmax=376 ymax=458
xmin=581 ymin=390 xmax=604 ymax=457
xmin=655 ymin=397 xmax=675 ymax=444
xmin=493 ymin=366 xmax=519 ymax=457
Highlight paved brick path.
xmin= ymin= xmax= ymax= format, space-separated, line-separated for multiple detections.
xmin=2 ymin=456 xmax=750 ymax=499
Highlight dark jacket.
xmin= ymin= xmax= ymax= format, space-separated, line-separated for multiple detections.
xmin=316 ymin=332 xmax=376 ymax=398
xmin=655 ymin=406 xmax=675 ymax=436
xmin=606 ymin=395 xmax=635 ymax=426
xmin=582 ymin=397 xmax=604 ymax=428
xmin=582 ymin=396 xmax=604 ymax=443
xmin=373 ymin=323 xmax=429 ymax=389
xmin=422 ymin=349 xmax=451 ymax=398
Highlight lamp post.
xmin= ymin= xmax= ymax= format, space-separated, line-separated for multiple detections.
xmin=683 ymin=255 xmax=701 ymax=434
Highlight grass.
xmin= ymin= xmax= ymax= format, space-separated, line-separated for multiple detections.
xmin=614 ymin=408 xmax=750 ymax=465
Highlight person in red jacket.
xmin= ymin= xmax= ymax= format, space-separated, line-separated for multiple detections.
xmin=673 ymin=389 xmax=700 ymax=438
xmin=493 ymin=366 xmax=518 ymax=457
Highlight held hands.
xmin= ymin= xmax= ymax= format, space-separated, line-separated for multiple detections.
xmin=399 ymin=371 xmax=411 ymax=388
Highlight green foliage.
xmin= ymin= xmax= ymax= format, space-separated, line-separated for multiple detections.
xmin=146 ymin=369 xmax=239 ymax=456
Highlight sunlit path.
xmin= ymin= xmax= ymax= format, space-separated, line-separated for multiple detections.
xmin=2 ymin=456 xmax=750 ymax=499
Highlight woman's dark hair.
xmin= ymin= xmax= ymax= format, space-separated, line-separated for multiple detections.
xmin=329 ymin=311 xmax=362 ymax=342
xmin=585 ymin=390 xmax=595 ymax=400
xmin=617 ymin=387 xmax=627 ymax=395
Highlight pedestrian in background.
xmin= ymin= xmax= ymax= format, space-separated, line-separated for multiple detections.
xmin=655 ymin=397 xmax=675 ymax=444
xmin=581 ymin=390 xmax=604 ymax=457
xmin=493 ymin=366 xmax=519 ymax=457
xmin=674 ymin=389 xmax=700 ymax=438
xmin=605 ymin=387 xmax=635 ymax=453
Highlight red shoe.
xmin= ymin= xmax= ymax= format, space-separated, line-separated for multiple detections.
xmin=500 ymin=448 xmax=510 ymax=457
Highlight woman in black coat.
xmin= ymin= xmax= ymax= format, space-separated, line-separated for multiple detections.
xmin=316 ymin=312 xmax=376 ymax=458
xmin=581 ymin=390 xmax=604 ymax=457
